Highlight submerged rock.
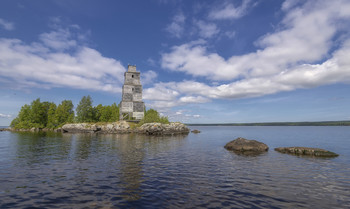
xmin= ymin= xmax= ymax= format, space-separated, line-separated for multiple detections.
xmin=224 ymin=137 xmax=269 ymax=152
xmin=274 ymin=147 xmax=339 ymax=157
xmin=191 ymin=129 xmax=201 ymax=134
xmin=136 ymin=122 xmax=190 ymax=135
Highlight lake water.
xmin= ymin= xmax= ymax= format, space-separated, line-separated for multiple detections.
xmin=0 ymin=126 xmax=350 ymax=208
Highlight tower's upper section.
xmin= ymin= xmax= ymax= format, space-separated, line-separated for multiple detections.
xmin=128 ymin=65 xmax=137 ymax=72
xmin=124 ymin=65 xmax=140 ymax=85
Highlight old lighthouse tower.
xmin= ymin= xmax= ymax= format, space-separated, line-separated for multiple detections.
xmin=119 ymin=65 xmax=145 ymax=121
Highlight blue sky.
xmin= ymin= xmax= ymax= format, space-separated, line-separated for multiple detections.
xmin=1 ymin=0 xmax=350 ymax=125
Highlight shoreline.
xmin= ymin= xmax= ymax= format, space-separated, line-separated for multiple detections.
xmin=187 ymin=121 xmax=350 ymax=126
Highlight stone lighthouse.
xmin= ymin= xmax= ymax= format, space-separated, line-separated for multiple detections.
xmin=119 ymin=65 xmax=145 ymax=121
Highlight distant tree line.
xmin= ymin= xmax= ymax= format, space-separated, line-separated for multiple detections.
xmin=10 ymin=95 xmax=169 ymax=129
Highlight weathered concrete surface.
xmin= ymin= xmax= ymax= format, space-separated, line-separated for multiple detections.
xmin=224 ymin=137 xmax=269 ymax=152
xmin=275 ymin=147 xmax=339 ymax=157
xmin=136 ymin=122 xmax=190 ymax=135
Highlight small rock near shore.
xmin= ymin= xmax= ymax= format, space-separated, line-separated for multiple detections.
xmin=274 ymin=147 xmax=339 ymax=157
xmin=191 ymin=129 xmax=201 ymax=134
xmin=224 ymin=137 xmax=269 ymax=152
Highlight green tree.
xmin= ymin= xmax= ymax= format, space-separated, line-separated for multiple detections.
xmin=55 ymin=100 xmax=74 ymax=126
xmin=94 ymin=104 xmax=104 ymax=122
xmin=139 ymin=108 xmax=169 ymax=125
xmin=76 ymin=95 xmax=94 ymax=122
xmin=10 ymin=104 xmax=32 ymax=129
xmin=93 ymin=103 xmax=119 ymax=122
xmin=30 ymin=98 xmax=46 ymax=128
xmin=46 ymin=103 xmax=57 ymax=128
xmin=110 ymin=103 xmax=119 ymax=121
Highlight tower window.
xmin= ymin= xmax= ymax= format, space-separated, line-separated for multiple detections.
xmin=131 ymin=75 xmax=134 ymax=78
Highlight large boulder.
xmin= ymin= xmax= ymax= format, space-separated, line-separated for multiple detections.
xmin=224 ymin=137 xmax=269 ymax=152
xmin=136 ymin=122 xmax=190 ymax=135
xmin=275 ymin=147 xmax=339 ymax=157
xmin=62 ymin=123 xmax=100 ymax=133
xmin=99 ymin=121 xmax=131 ymax=133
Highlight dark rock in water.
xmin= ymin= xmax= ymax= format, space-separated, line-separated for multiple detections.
xmin=191 ymin=129 xmax=201 ymax=134
xmin=224 ymin=137 xmax=269 ymax=152
xmin=275 ymin=147 xmax=339 ymax=157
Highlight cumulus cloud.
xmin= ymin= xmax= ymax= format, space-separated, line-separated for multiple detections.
xmin=0 ymin=25 xmax=126 ymax=93
xmin=159 ymin=38 xmax=350 ymax=100
xmin=160 ymin=0 xmax=350 ymax=100
xmin=143 ymin=82 xmax=179 ymax=101
xmin=0 ymin=113 xmax=12 ymax=118
xmin=166 ymin=12 xmax=186 ymax=38
xmin=0 ymin=18 xmax=14 ymax=30
xmin=142 ymin=70 xmax=158 ymax=85
xmin=194 ymin=20 xmax=220 ymax=38
xmin=39 ymin=28 xmax=77 ymax=51
xmin=208 ymin=0 xmax=251 ymax=20
xmin=143 ymin=0 xmax=350 ymax=116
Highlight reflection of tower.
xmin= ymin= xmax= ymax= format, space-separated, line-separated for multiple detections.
xmin=119 ymin=65 xmax=145 ymax=121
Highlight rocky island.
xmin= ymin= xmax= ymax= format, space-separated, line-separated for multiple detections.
xmin=61 ymin=121 xmax=190 ymax=135
xmin=7 ymin=121 xmax=190 ymax=136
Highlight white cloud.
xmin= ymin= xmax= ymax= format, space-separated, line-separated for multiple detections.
xmin=225 ymin=31 xmax=236 ymax=39
xmin=208 ymin=0 xmax=251 ymax=20
xmin=194 ymin=20 xmax=220 ymax=38
xmin=143 ymin=82 xmax=179 ymax=101
xmin=0 ymin=113 xmax=12 ymax=118
xmin=0 ymin=26 xmax=126 ymax=93
xmin=179 ymin=95 xmax=210 ymax=103
xmin=39 ymin=28 xmax=77 ymax=51
xmin=159 ymin=39 xmax=350 ymax=100
xmin=142 ymin=70 xmax=158 ymax=85
xmin=166 ymin=12 xmax=186 ymax=38
xmin=0 ymin=18 xmax=14 ymax=31
xmin=281 ymin=0 xmax=303 ymax=11
xmin=161 ymin=0 xmax=350 ymax=84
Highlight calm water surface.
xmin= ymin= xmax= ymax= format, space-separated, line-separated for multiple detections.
xmin=0 ymin=126 xmax=350 ymax=208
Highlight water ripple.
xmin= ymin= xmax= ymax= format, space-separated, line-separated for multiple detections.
xmin=0 ymin=127 xmax=350 ymax=208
